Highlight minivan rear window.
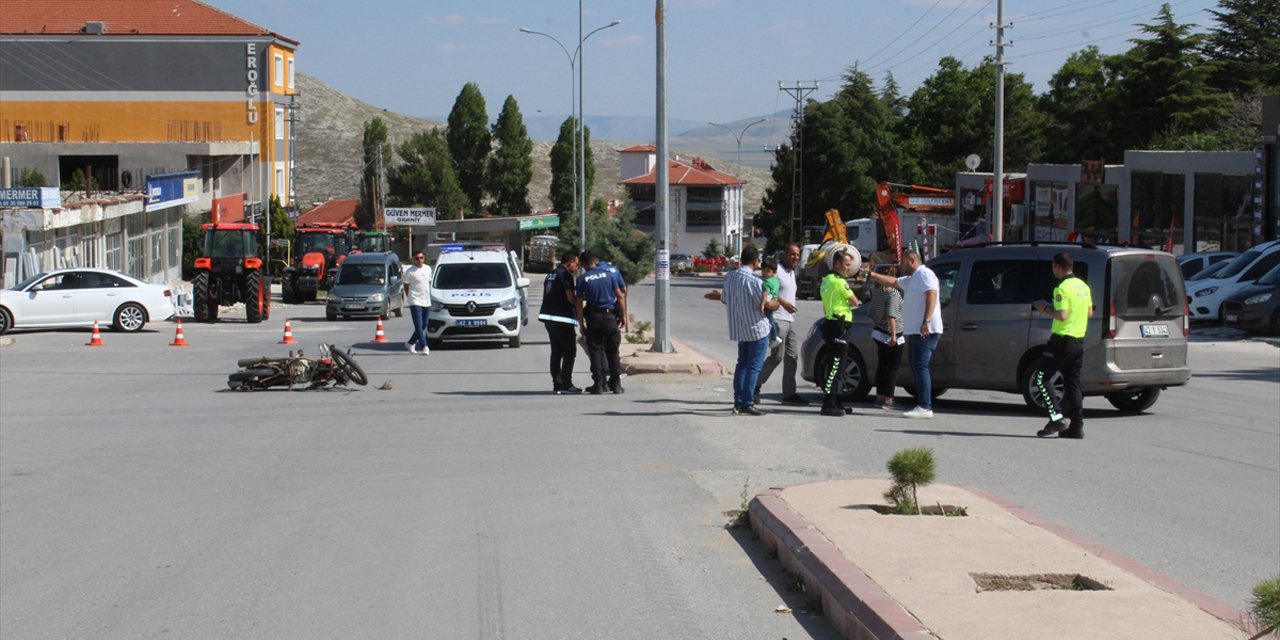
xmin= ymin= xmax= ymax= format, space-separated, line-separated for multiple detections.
xmin=435 ymin=263 xmax=512 ymax=290
xmin=1112 ymin=255 xmax=1184 ymax=318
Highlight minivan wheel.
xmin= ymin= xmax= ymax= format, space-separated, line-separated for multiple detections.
xmin=1020 ymin=363 xmax=1065 ymax=413
xmin=1105 ymin=388 xmax=1160 ymax=413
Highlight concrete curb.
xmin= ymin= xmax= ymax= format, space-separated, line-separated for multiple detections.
xmin=748 ymin=482 xmax=1245 ymax=640
xmin=622 ymin=337 xmax=727 ymax=376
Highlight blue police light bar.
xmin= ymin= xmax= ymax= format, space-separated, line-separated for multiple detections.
xmin=441 ymin=242 xmax=505 ymax=253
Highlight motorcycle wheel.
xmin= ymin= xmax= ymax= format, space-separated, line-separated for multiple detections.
xmin=328 ymin=348 xmax=368 ymax=386
xmin=228 ymin=368 xmax=276 ymax=389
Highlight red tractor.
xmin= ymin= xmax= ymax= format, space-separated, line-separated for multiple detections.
xmin=280 ymin=223 xmax=354 ymax=304
xmin=192 ymin=223 xmax=271 ymax=323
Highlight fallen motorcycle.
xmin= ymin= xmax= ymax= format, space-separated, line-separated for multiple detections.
xmin=227 ymin=343 xmax=368 ymax=390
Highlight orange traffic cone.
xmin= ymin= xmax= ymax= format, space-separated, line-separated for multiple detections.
xmin=86 ymin=320 xmax=105 ymax=346
xmin=373 ymin=316 xmax=388 ymax=343
xmin=279 ymin=318 xmax=297 ymax=344
xmin=169 ymin=319 xmax=189 ymax=347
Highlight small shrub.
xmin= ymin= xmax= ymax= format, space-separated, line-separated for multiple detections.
xmin=625 ymin=320 xmax=653 ymax=344
xmin=884 ymin=447 xmax=936 ymax=515
xmin=1250 ymin=577 xmax=1280 ymax=637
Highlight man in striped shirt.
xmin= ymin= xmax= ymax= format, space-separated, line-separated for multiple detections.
xmin=706 ymin=245 xmax=778 ymax=416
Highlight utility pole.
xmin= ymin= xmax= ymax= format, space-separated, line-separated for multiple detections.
xmin=992 ymin=0 xmax=1009 ymax=242
xmin=779 ymin=81 xmax=818 ymax=241
xmin=652 ymin=0 xmax=672 ymax=353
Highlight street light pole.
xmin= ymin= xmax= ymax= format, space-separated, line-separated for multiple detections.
xmin=520 ymin=18 xmax=620 ymax=248
xmin=707 ymin=117 xmax=767 ymax=256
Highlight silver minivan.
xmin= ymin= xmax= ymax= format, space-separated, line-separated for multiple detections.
xmin=325 ymin=252 xmax=405 ymax=320
xmin=801 ymin=243 xmax=1191 ymax=413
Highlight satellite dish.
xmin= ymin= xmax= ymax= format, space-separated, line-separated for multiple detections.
xmin=965 ymin=154 xmax=981 ymax=171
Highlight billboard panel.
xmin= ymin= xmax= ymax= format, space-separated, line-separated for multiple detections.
xmin=145 ymin=170 xmax=200 ymax=212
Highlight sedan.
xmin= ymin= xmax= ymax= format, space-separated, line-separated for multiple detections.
xmin=0 ymin=268 xmax=175 ymax=335
xmin=1221 ymin=263 xmax=1280 ymax=334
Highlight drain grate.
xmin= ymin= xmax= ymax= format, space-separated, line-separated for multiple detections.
xmin=970 ymin=573 xmax=1112 ymax=592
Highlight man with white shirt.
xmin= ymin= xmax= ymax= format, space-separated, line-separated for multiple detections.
xmin=402 ymin=251 xmax=433 ymax=355
xmin=756 ymin=243 xmax=807 ymax=405
xmin=866 ymin=250 xmax=942 ymax=418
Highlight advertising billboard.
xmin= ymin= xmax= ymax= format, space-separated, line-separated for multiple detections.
xmin=144 ymin=170 xmax=200 ymax=212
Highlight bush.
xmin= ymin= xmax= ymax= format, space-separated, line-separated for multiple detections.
xmin=1251 ymin=577 xmax=1280 ymax=637
xmin=884 ymin=447 xmax=936 ymax=515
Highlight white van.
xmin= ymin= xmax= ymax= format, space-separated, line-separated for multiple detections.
xmin=427 ymin=244 xmax=530 ymax=348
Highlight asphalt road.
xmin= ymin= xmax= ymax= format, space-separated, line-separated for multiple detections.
xmin=1 ymin=276 xmax=1277 ymax=639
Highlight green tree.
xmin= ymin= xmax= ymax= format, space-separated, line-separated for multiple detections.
xmin=1204 ymin=0 xmax=1280 ymax=94
xmin=584 ymin=200 xmax=654 ymax=286
xmin=387 ymin=129 xmax=468 ymax=219
xmin=550 ymin=117 xmax=578 ymax=222
xmin=261 ymin=195 xmax=293 ymax=274
xmin=357 ymin=117 xmax=392 ymax=229
xmin=487 ymin=95 xmax=533 ymax=216
xmin=1039 ymin=47 xmax=1128 ymax=163
xmin=15 ymin=167 xmax=47 ymax=187
xmin=758 ymin=140 xmax=796 ymax=252
xmin=446 ymin=82 xmax=491 ymax=212
xmin=880 ymin=70 xmax=906 ymax=119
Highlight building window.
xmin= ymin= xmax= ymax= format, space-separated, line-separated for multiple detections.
xmin=274 ymin=54 xmax=284 ymax=87
xmin=275 ymin=164 xmax=285 ymax=196
xmin=1194 ymin=173 xmax=1253 ymax=252
xmin=275 ymin=108 xmax=285 ymax=140
xmin=1130 ymin=172 xmax=1185 ymax=249
xmin=1030 ymin=181 xmax=1070 ymax=242
xmin=287 ymin=58 xmax=295 ymax=89
xmin=105 ymin=232 xmax=123 ymax=272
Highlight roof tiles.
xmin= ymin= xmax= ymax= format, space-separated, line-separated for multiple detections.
xmin=0 ymin=0 xmax=297 ymax=44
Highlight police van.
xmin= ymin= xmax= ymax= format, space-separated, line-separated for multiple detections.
xmin=427 ymin=244 xmax=530 ymax=348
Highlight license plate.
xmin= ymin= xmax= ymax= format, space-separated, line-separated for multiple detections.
xmin=457 ymin=319 xmax=487 ymax=327
xmin=344 ymin=303 xmax=364 ymax=310
xmin=1140 ymin=324 xmax=1170 ymax=338
xmin=1225 ymin=314 xmax=1239 ymax=323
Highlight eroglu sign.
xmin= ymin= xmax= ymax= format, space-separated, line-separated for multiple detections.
xmin=246 ymin=43 xmax=259 ymax=124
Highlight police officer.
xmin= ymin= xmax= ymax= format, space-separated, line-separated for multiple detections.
xmin=575 ymin=251 xmax=627 ymax=394
xmin=1033 ymin=252 xmax=1093 ymax=439
xmin=598 ymin=257 xmax=628 ymax=316
xmin=818 ymin=250 xmax=860 ymax=417
xmin=539 ymin=249 xmax=581 ymax=394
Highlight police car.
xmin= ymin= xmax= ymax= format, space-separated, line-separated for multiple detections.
xmin=427 ymin=243 xmax=530 ymax=348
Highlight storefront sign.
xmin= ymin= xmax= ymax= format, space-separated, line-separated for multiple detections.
xmin=516 ymin=214 xmax=560 ymax=231
xmin=0 ymin=187 xmax=60 ymax=209
xmin=246 ymin=43 xmax=259 ymax=124
xmin=383 ymin=207 xmax=437 ymax=225
xmin=144 ymin=171 xmax=200 ymax=212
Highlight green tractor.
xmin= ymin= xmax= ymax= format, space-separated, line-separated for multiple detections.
xmin=192 ymin=223 xmax=270 ymax=323
xmin=353 ymin=230 xmax=391 ymax=254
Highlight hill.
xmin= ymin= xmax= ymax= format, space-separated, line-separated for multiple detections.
xmin=293 ymin=73 xmax=773 ymax=215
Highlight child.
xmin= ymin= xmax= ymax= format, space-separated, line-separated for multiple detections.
xmin=761 ymin=258 xmax=783 ymax=349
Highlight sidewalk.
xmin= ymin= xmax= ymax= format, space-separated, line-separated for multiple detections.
xmin=750 ymin=478 xmax=1246 ymax=640
xmin=619 ymin=336 xmax=726 ymax=376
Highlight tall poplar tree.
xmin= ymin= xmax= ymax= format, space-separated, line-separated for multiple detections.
xmin=446 ymin=82 xmax=491 ymax=213
xmin=550 ymin=117 xmax=595 ymax=244
xmin=387 ymin=129 xmax=468 ymax=219
xmin=487 ymin=95 xmax=533 ymax=216
xmin=357 ymin=117 xmax=392 ymax=229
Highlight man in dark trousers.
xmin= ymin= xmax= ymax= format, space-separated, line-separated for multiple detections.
xmin=575 ymin=251 xmax=627 ymax=394
xmin=539 ymin=249 xmax=581 ymax=394
xmin=1033 ymin=252 xmax=1093 ymax=439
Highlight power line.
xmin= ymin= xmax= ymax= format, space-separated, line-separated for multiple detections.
xmin=863 ymin=0 xmax=994 ymax=77
xmin=826 ymin=0 xmax=946 ymax=80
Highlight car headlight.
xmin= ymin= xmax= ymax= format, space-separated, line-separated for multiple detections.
xmin=1244 ymin=292 xmax=1272 ymax=306
xmin=429 ymin=301 xmax=444 ymax=312
xmin=500 ymin=296 xmax=519 ymax=310
xmin=1194 ymin=287 xmax=1218 ymax=297
xmin=368 ymin=293 xmax=385 ymax=303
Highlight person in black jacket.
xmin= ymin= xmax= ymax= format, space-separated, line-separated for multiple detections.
xmin=538 ymin=249 xmax=581 ymax=394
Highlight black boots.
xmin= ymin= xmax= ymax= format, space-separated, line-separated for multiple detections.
xmin=820 ymin=394 xmax=844 ymax=417
xmin=1038 ymin=419 xmax=1083 ymax=439
xmin=1037 ymin=419 xmax=1067 ymax=437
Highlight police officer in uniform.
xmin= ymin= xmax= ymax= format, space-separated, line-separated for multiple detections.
xmin=575 ymin=251 xmax=627 ymax=394
xmin=598 ymin=257 xmax=627 ymax=316
xmin=1033 ymin=252 xmax=1093 ymax=439
xmin=818 ymin=250 xmax=860 ymax=417
xmin=539 ymin=249 xmax=581 ymax=394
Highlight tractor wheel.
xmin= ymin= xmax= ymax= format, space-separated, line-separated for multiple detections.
xmin=329 ymin=348 xmax=368 ymax=386
xmin=280 ymin=273 xmax=297 ymax=304
xmin=193 ymin=273 xmax=212 ymax=323
xmin=245 ymin=272 xmax=266 ymax=324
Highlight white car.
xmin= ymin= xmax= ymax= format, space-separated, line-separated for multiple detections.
xmin=0 ymin=268 xmax=176 ymax=335
xmin=427 ymin=244 xmax=530 ymax=348
xmin=1187 ymin=240 xmax=1280 ymax=321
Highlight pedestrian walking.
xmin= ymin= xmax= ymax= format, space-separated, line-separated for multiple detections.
xmin=539 ymin=249 xmax=581 ymax=394
xmin=757 ymin=243 xmax=807 ymax=406
xmin=575 ymin=251 xmax=627 ymax=394
xmin=818 ymin=249 xmax=860 ymax=417
xmin=866 ymin=250 xmax=941 ymax=418
xmin=704 ymin=245 xmax=778 ymax=416
xmin=1033 ymin=252 xmax=1092 ymax=439
xmin=403 ymin=250 xmax=432 ymax=355
xmin=867 ymin=255 xmax=905 ymax=410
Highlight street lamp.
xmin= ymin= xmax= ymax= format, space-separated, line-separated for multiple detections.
xmin=707 ymin=117 xmax=767 ymax=177
xmin=520 ymin=17 xmax=621 ymax=247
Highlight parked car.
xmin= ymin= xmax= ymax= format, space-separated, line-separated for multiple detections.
xmin=1187 ymin=259 xmax=1231 ymax=282
xmin=670 ymin=253 xmax=693 ymax=274
xmin=1177 ymin=251 xmax=1237 ymax=279
xmin=1186 ymin=240 xmax=1280 ymax=321
xmin=325 ymin=252 xmax=404 ymax=320
xmin=1222 ymin=263 xmax=1280 ymax=334
xmin=800 ymin=243 xmax=1191 ymax=413
xmin=427 ymin=244 xmax=530 ymax=348
xmin=0 ymin=268 xmax=175 ymax=335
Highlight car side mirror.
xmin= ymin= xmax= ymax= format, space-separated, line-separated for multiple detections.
xmin=516 ymin=277 xmax=530 ymax=289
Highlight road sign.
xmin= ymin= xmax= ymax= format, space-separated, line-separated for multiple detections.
xmin=517 ymin=214 xmax=560 ymax=231
xmin=383 ymin=207 xmax=437 ymax=226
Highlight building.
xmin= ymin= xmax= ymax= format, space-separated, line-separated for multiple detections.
xmin=618 ymin=145 xmax=747 ymax=255
xmin=0 ymin=0 xmax=299 ymax=285
xmin=297 ymin=199 xmax=357 ymax=227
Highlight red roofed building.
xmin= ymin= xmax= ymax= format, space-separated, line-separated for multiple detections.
xmin=297 ymin=199 xmax=358 ymax=226
xmin=619 ymin=146 xmax=747 ymax=255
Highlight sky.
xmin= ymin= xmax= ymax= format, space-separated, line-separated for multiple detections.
xmin=214 ymin=0 xmax=1223 ymax=145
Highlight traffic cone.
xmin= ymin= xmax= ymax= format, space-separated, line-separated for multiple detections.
xmin=86 ymin=320 xmax=105 ymax=347
xmin=279 ymin=318 xmax=297 ymax=344
xmin=373 ymin=316 xmax=388 ymax=343
xmin=169 ymin=319 xmax=189 ymax=347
